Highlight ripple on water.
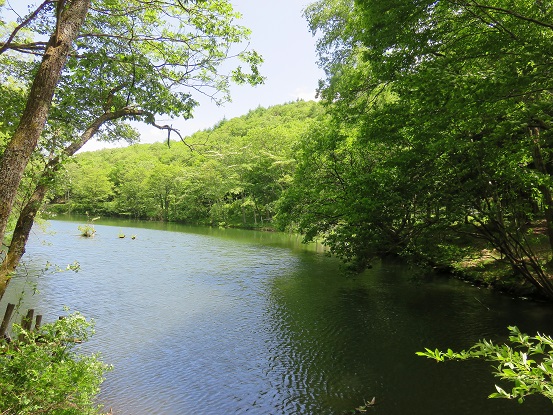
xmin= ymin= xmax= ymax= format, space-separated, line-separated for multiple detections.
xmin=3 ymin=220 xmax=553 ymax=415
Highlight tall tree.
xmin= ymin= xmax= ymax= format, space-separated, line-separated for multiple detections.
xmin=0 ymin=0 xmax=91 ymax=247
xmin=294 ymin=0 xmax=553 ymax=297
xmin=0 ymin=0 xmax=263 ymax=299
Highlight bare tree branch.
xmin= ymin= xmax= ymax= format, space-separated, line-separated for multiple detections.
xmin=147 ymin=120 xmax=193 ymax=150
xmin=0 ymin=0 xmax=53 ymax=55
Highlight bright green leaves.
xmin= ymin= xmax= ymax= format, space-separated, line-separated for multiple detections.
xmin=54 ymin=101 xmax=321 ymax=227
xmin=75 ymin=0 xmax=263 ymax=113
xmin=231 ymin=50 xmax=265 ymax=85
xmin=297 ymin=0 xmax=553 ymax=289
xmin=3 ymin=0 xmax=264 ymax=157
xmin=67 ymin=160 xmax=115 ymax=214
xmin=0 ymin=311 xmax=111 ymax=415
xmin=417 ymin=326 xmax=553 ymax=403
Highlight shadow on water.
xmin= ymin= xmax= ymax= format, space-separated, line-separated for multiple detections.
xmin=264 ymin=260 xmax=553 ymax=414
xmin=2 ymin=219 xmax=553 ymax=414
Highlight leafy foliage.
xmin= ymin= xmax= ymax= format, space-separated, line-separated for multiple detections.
xmin=50 ymin=101 xmax=322 ymax=227
xmin=78 ymin=222 xmax=96 ymax=237
xmin=417 ymin=326 xmax=553 ymax=403
xmin=0 ymin=0 xmax=265 ymax=296
xmin=274 ymin=0 xmax=553 ymax=298
xmin=0 ymin=311 xmax=111 ymax=415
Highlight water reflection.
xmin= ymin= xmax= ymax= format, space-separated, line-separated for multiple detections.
xmin=1 ymin=219 xmax=552 ymax=414
xmin=263 ymin=260 xmax=553 ymax=414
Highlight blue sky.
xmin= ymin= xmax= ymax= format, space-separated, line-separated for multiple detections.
xmin=82 ymin=0 xmax=324 ymax=151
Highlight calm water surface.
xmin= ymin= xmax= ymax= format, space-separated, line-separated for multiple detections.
xmin=2 ymin=217 xmax=553 ymax=414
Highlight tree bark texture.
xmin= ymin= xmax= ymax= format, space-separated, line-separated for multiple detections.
xmin=0 ymin=0 xmax=91 ymax=247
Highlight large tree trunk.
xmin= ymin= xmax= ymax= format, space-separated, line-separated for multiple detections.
xmin=2 ymin=184 xmax=49 ymax=277
xmin=0 ymin=0 xmax=91 ymax=247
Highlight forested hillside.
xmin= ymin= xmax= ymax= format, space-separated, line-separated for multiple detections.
xmin=49 ymin=101 xmax=322 ymax=228
xmin=5 ymin=0 xmax=553 ymax=304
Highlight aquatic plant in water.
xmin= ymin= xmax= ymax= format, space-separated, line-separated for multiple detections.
xmin=78 ymin=224 xmax=96 ymax=237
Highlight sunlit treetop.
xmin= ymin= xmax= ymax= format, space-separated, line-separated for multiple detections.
xmin=0 ymin=0 xmax=264 ymax=147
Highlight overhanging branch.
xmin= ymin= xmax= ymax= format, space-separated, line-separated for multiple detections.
xmin=454 ymin=0 xmax=553 ymax=31
xmin=0 ymin=1 xmax=52 ymax=55
xmin=146 ymin=120 xmax=193 ymax=150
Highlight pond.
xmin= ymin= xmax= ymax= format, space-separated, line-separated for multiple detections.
xmin=2 ymin=217 xmax=553 ymax=414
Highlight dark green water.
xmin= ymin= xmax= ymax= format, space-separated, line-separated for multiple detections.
xmin=2 ymin=217 xmax=553 ymax=414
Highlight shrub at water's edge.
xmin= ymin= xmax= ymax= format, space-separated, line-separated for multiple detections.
xmin=0 ymin=311 xmax=112 ymax=415
xmin=78 ymin=223 xmax=96 ymax=237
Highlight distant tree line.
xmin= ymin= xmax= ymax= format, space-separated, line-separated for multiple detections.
xmin=49 ymin=101 xmax=322 ymax=228
xmin=4 ymin=0 xmax=553 ymax=304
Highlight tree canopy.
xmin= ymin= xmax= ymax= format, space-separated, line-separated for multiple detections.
xmin=0 ymin=0 xmax=263 ymax=298
xmin=275 ymin=0 xmax=553 ymax=297
xmin=51 ymin=100 xmax=321 ymax=226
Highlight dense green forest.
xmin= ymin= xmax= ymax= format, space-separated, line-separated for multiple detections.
xmin=285 ymin=0 xmax=553 ymax=301
xmin=2 ymin=0 xmax=553 ymax=304
xmin=48 ymin=101 xmax=322 ymax=227
xmin=3 ymin=0 xmax=553 ymax=411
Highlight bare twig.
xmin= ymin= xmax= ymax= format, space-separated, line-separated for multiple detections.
xmin=0 ymin=1 xmax=52 ymax=55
